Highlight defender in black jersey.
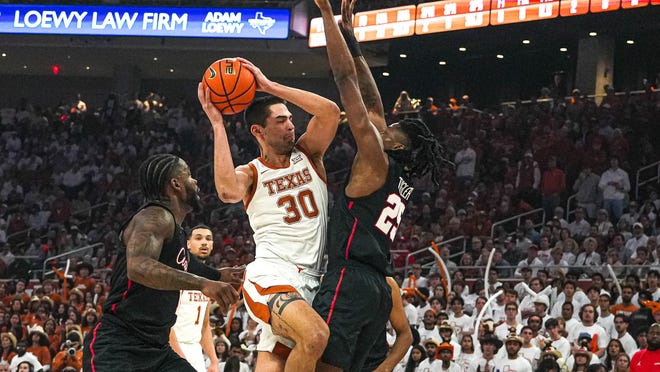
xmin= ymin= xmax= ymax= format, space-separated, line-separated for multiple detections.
xmin=313 ymin=1 xmax=448 ymax=370
xmin=83 ymin=154 xmax=240 ymax=372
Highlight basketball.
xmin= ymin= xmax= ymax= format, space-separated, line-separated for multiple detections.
xmin=202 ymin=58 xmax=256 ymax=115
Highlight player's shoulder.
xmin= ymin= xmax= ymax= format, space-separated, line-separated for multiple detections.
xmin=127 ymin=205 xmax=175 ymax=238
xmin=135 ymin=205 xmax=175 ymax=226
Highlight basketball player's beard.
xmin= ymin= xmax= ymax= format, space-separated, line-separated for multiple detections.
xmin=186 ymin=185 xmax=203 ymax=213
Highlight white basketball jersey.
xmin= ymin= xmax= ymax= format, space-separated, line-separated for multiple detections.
xmin=172 ymin=290 xmax=209 ymax=344
xmin=246 ymin=148 xmax=328 ymax=273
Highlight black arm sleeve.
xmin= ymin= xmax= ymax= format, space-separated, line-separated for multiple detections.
xmin=188 ymin=254 xmax=221 ymax=281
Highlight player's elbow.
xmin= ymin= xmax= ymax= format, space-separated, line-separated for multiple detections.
xmin=323 ymin=101 xmax=341 ymax=122
xmin=399 ymin=325 xmax=413 ymax=345
xmin=216 ymin=189 xmax=243 ymax=203
xmin=126 ymin=259 xmax=146 ymax=283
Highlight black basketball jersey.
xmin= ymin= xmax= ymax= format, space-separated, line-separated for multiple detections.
xmin=327 ymin=158 xmax=414 ymax=276
xmin=102 ymin=201 xmax=219 ymax=346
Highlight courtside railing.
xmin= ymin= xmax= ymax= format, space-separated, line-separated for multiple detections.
xmin=635 ymin=160 xmax=660 ymax=200
xmin=41 ymin=243 xmax=104 ymax=280
xmin=490 ymin=208 xmax=545 ymax=238
xmin=402 ymin=236 xmax=467 ymax=276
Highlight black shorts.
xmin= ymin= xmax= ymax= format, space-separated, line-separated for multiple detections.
xmin=83 ymin=318 xmax=196 ymax=372
xmin=312 ymin=263 xmax=392 ymax=371
xmin=361 ymin=329 xmax=388 ymax=371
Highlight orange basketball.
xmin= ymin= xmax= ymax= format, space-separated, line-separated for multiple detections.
xmin=202 ymin=58 xmax=256 ymax=115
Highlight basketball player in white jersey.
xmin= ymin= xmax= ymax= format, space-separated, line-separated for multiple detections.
xmin=170 ymin=225 xmax=219 ymax=372
xmin=198 ymin=58 xmax=340 ymax=372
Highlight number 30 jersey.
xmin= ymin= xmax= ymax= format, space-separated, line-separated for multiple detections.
xmin=327 ymin=158 xmax=414 ymax=276
xmin=245 ymin=147 xmax=328 ymax=274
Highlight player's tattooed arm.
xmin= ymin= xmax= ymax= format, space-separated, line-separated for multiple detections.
xmin=125 ymin=206 xmax=206 ymax=290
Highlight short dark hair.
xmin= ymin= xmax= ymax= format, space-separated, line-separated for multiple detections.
xmin=187 ymin=224 xmax=212 ymax=239
xmin=451 ymin=296 xmax=464 ymax=306
xmin=138 ymin=154 xmax=185 ymax=201
xmin=244 ymin=95 xmax=287 ymax=128
xmin=545 ymin=318 xmax=559 ymax=329
xmin=614 ymin=314 xmax=629 ymax=323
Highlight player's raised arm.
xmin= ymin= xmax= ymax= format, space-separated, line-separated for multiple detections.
xmin=340 ymin=0 xmax=387 ymax=133
xmin=315 ymin=0 xmax=387 ymax=178
xmin=124 ymin=206 xmax=238 ymax=312
xmin=198 ymin=83 xmax=252 ymax=203
xmin=236 ymin=57 xmax=340 ymax=161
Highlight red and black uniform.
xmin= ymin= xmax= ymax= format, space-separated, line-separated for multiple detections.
xmin=313 ymin=159 xmax=412 ymax=371
xmin=83 ymin=202 xmax=219 ymax=372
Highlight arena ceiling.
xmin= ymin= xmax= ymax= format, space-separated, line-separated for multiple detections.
xmin=0 ymin=2 xmax=657 ymax=84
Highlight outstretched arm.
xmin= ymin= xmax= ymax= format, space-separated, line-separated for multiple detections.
xmin=315 ymin=0 xmax=387 ymax=188
xmin=124 ymin=206 xmax=239 ymax=313
xmin=236 ymin=57 xmax=340 ymax=164
xmin=340 ymin=0 xmax=387 ymax=133
xmin=198 ymin=83 xmax=253 ymax=203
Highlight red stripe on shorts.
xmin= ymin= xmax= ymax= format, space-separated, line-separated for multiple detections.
xmin=326 ymin=268 xmax=346 ymax=325
xmin=344 ymin=217 xmax=358 ymax=260
xmin=89 ymin=321 xmax=102 ymax=372
xmin=111 ymin=279 xmax=132 ymax=313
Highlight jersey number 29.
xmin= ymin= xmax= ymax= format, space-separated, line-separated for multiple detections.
xmin=374 ymin=193 xmax=405 ymax=241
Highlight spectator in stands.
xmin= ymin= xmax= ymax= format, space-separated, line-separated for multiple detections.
xmin=548 ymin=248 xmax=570 ymax=276
xmin=639 ymin=200 xmax=657 ymax=233
xmin=470 ymin=333 xmax=501 ymax=372
xmin=515 ymin=245 xmax=544 ymax=278
xmin=449 ymin=297 xmax=473 ymax=337
xmin=553 ymin=207 xmax=569 ymax=228
xmin=624 ymin=222 xmax=648 ymax=263
xmin=418 ymin=339 xmax=442 ymax=371
xmin=403 ymin=263 xmax=428 ymax=289
xmin=574 ymin=237 xmax=602 ymax=278
xmin=571 ymin=166 xmax=601 ymax=221
xmin=568 ymin=304 xmax=609 ymax=357
xmin=9 ymin=340 xmax=42 ymax=372
xmin=646 ymin=270 xmax=660 ymax=301
xmin=516 ymin=151 xmax=541 ymax=199
xmin=545 ymin=318 xmax=571 ymax=359
xmin=611 ymin=315 xmax=636 ymax=357
xmin=611 ymin=286 xmax=639 ymax=318
xmin=630 ymin=247 xmax=652 ymax=278
xmin=25 ymin=325 xmax=49 ymax=370
xmin=568 ymin=207 xmax=592 ymax=242
xmin=541 ymin=156 xmax=566 ymax=220
xmin=595 ymin=209 xmax=614 ymax=237
xmin=52 ymin=329 xmax=83 ymax=372
xmin=418 ymin=309 xmax=441 ymax=342
xmin=618 ymin=201 xmax=641 ymax=229
xmin=454 ymin=140 xmax=477 ymax=187
xmin=599 ymin=157 xmax=630 ymax=222
xmin=392 ymin=90 xmax=414 ymax=116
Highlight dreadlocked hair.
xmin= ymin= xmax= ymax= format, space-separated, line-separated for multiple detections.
xmin=391 ymin=118 xmax=452 ymax=187
xmin=138 ymin=153 xmax=183 ymax=201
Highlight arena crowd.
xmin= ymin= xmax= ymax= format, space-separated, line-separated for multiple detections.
xmin=0 ymin=80 xmax=658 ymax=371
